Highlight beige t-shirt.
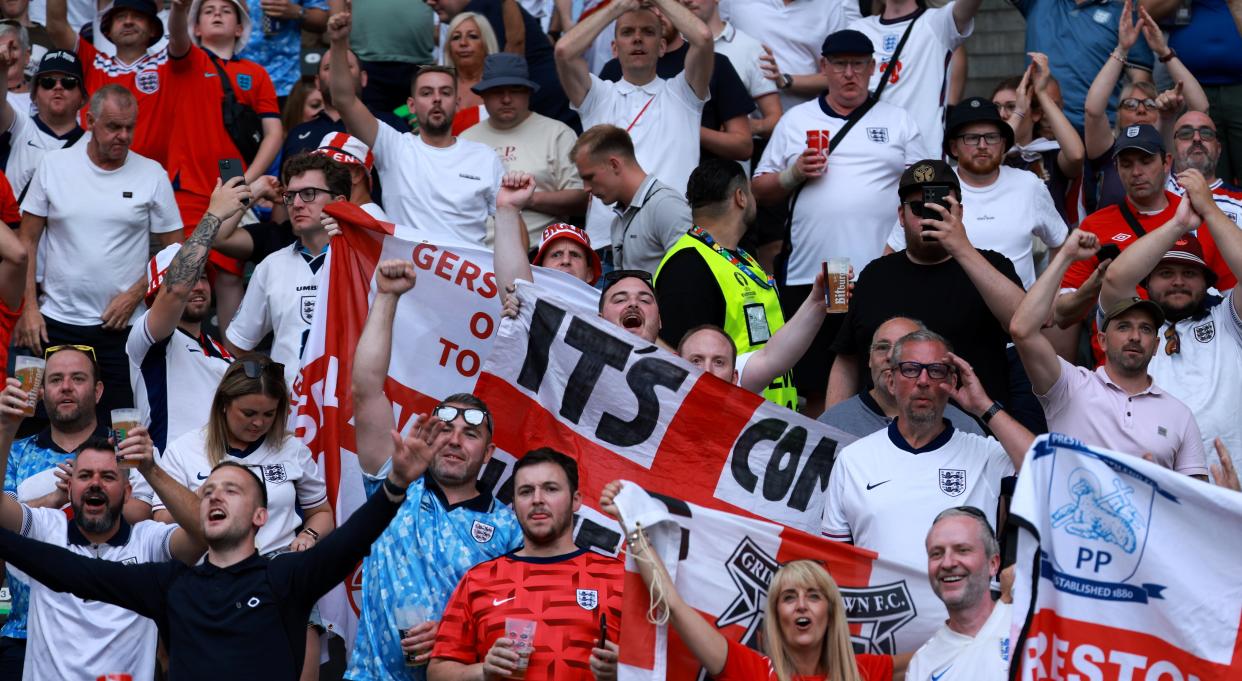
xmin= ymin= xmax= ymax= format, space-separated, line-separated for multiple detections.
xmin=461 ymin=112 xmax=584 ymax=245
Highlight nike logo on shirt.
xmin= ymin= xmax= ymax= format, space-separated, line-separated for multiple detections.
xmin=866 ymin=480 xmax=890 ymax=490
xmin=931 ymin=666 xmax=952 ymax=681
xmin=298 ymin=131 xmax=312 ymax=139
xmin=196 ymin=472 xmax=209 ymax=480
xmin=492 ymin=596 xmax=515 ymax=606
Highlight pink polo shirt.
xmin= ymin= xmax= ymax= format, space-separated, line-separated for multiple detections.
xmin=1038 ymin=358 xmax=1207 ymax=476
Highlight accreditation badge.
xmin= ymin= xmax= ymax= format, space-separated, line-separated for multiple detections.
xmin=744 ymin=303 xmax=771 ymax=345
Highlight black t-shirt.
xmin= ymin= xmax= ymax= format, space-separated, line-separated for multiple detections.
xmin=831 ymin=250 xmax=1022 ymax=402
xmin=598 ymin=43 xmax=755 ymax=159
xmin=242 ymin=220 xmax=296 ymax=265
xmin=654 ymin=246 xmax=726 ymax=347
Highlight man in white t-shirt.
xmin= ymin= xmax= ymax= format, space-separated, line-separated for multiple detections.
xmin=848 ymin=0 xmax=980 ymax=155
xmin=326 ymin=12 xmax=503 ymax=246
xmin=14 ymin=85 xmax=183 ymax=422
xmin=752 ymin=29 xmax=923 ymax=415
xmin=462 ymin=53 xmax=587 ymax=245
xmin=128 ymin=179 xmax=249 ymax=451
xmin=0 ymin=411 xmax=205 ymax=681
xmin=226 ymin=153 xmax=347 ymax=388
xmin=554 ymin=0 xmax=711 ymax=251
xmin=885 ymin=98 xmax=1068 ymax=288
xmin=0 ymin=49 xmax=86 ymax=199
xmin=906 ymin=507 xmax=1012 ymax=680
xmin=1101 ymin=169 xmax=1242 ymax=478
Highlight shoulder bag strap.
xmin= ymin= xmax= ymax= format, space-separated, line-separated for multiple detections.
xmin=1117 ymin=201 xmax=1148 ymax=238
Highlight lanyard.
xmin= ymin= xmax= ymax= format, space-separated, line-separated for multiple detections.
xmin=689 ymin=226 xmax=775 ymax=290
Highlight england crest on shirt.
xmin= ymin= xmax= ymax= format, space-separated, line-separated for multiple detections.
xmin=1194 ymin=321 xmax=1215 ymax=343
xmin=883 ymin=34 xmax=899 ymax=52
xmin=867 ymin=127 xmax=889 ymax=143
xmin=135 ymin=69 xmax=160 ymax=94
xmin=237 ymin=73 xmax=253 ymax=91
xmin=576 ymin=589 xmax=599 ymax=610
xmin=300 ymin=295 xmax=316 ymax=324
xmin=939 ymin=468 xmax=966 ymax=496
xmin=263 ymin=464 xmax=287 ymax=484
xmin=471 ymin=520 xmax=495 ymax=543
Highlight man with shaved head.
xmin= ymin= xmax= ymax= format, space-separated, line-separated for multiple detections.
xmin=1166 ymin=111 xmax=1242 ymax=216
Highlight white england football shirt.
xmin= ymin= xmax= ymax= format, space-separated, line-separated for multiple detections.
xmin=906 ymin=601 xmax=1013 ymax=680
xmin=226 ymin=243 xmax=325 ymax=389
xmin=155 ymin=427 xmax=327 ymax=555
xmin=1147 ymin=294 xmax=1242 ymax=479
xmin=1164 ymin=175 xmax=1242 ymax=229
xmin=851 ymin=5 xmax=971 ymax=156
xmin=372 ymin=121 xmax=503 ymax=246
xmin=576 ymin=72 xmax=706 ymax=247
xmin=886 ymin=165 xmax=1068 ymax=287
xmin=755 ymin=97 xmax=924 ymax=285
xmin=19 ymin=506 xmax=176 ymax=681
xmin=127 ymin=310 xmax=233 ymax=451
xmin=6 ymin=114 xmax=83 ymax=198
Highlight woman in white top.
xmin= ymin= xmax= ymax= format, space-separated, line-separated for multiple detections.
xmin=154 ymin=355 xmax=333 ymax=680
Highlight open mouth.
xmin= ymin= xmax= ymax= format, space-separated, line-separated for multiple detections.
xmin=620 ymin=309 xmax=643 ymax=329
xmin=82 ymin=491 xmax=107 ymax=508
xmin=939 ymin=574 xmax=965 ymax=586
xmin=794 ymin=617 xmax=812 ymax=629
xmin=207 ymin=507 xmax=227 ymax=522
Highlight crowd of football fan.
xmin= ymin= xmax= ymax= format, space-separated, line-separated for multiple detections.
xmin=0 ymin=0 xmax=1239 ymax=678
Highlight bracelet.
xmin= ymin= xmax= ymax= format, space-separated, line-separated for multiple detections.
xmin=1158 ymin=48 xmax=1177 ymax=64
xmin=1012 ymin=110 xmax=1026 ymax=119
xmin=778 ymin=165 xmax=804 ymax=190
xmin=300 ymin=527 xmax=320 ymax=541
xmin=1109 ymin=51 xmax=1127 ymax=66
xmin=382 ymin=477 xmax=407 ymax=498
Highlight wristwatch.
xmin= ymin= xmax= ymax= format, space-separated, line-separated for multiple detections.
xmin=980 ymin=401 xmax=1004 ymax=425
xmin=1158 ymin=48 xmax=1177 ymax=63
xmin=778 ymin=73 xmax=793 ymax=90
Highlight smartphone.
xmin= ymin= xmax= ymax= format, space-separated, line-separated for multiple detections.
xmin=218 ymin=158 xmax=249 ymax=205
xmin=919 ymin=184 xmax=951 ymax=242
xmin=598 ymin=613 xmax=608 ymax=648
xmin=1098 ymin=244 xmax=1121 ymax=262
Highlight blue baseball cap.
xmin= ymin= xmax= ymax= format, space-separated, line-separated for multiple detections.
xmin=821 ymin=30 xmax=874 ymax=57
xmin=1113 ymin=124 xmax=1165 ymax=158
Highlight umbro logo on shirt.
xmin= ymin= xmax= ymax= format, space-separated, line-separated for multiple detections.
xmin=1112 ymin=233 xmax=1132 ymax=242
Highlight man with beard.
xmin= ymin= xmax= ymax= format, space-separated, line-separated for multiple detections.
xmin=1101 ymin=169 xmax=1242 ymax=476
xmin=326 ymin=12 xmax=503 ymax=246
xmin=0 ymin=401 xmax=430 ymax=680
xmin=0 ymin=49 xmax=85 ymax=199
xmin=906 ymin=507 xmax=1011 ymax=680
xmin=429 ymin=449 xmax=623 ymax=681
xmin=348 ymin=258 xmax=521 ymax=681
xmin=0 ymin=409 xmax=205 ymax=680
xmin=1011 ymin=227 xmax=1207 ymax=477
xmin=128 ymin=177 xmax=247 ymax=452
xmin=884 ymin=98 xmax=1068 ymax=290
xmin=1163 ymin=112 xmax=1242 ymax=288
xmin=822 ymin=330 xmax=1030 ymax=649
xmin=225 ymin=152 xmax=343 ymax=389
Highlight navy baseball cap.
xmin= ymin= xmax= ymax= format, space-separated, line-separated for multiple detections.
xmin=1113 ymin=124 xmax=1165 ymax=158
xmin=821 ymin=30 xmax=874 ymax=57
xmin=34 ymin=50 xmax=83 ymax=83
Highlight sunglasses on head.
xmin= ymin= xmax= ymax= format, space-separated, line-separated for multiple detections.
xmin=434 ymin=405 xmax=492 ymax=430
xmin=602 ymin=269 xmax=653 ymax=287
xmin=241 ymin=359 xmax=284 ymax=379
xmin=45 ymin=344 xmax=97 ymax=362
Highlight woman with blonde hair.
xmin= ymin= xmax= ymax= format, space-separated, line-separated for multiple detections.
xmin=443 ymin=11 xmax=499 ymax=133
xmin=599 ymin=481 xmax=905 ymax=681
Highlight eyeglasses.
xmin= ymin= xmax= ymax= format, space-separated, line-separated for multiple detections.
xmin=1119 ymin=97 xmax=1157 ymax=111
xmin=826 ymin=58 xmax=870 ymax=73
xmin=37 ymin=76 xmax=79 ymax=90
xmin=434 ymin=405 xmax=492 ymax=431
xmin=241 ymin=359 xmax=284 ymax=379
xmin=1164 ymin=326 xmax=1180 ymax=356
xmin=869 ymin=340 xmax=893 ymax=354
xmin=281 ymin=187 xmax=334 ymax=206
xmin=955 ymin=132 xmax=1004 ymax=147
xmin=45 ymin=344 xmax=97 ymax=362
xmin=993 ymin=101 xmax=1019 ymax=113
xmin=895 ymin=361 xmax=955 ymax=380
xmin=1174 ymin=125 xmax=1217 ymax=141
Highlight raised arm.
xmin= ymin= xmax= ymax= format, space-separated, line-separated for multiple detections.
xmin=1101 ymin=184 xmax=1200 ymax=310
xmin=1177 ymin=170 xmax=1242 ymax=316
xmin=326 ymin=12 xmax=378 ymax=147
xmin=651 ymin=0 xmax=713 ymax=99
xmin=554 ymin=0 xmax=636 ymax=106
xmin=953 ymin=0 xmax=984 ymax=35
xmin=740 ymin=271 xmax=828 ymax=394
xmin=945 ymin=353 xmax=1033 ymax=470
xmin=351 ymin=259 xmax=417 ymax=475
xmin=1012 ymin=230 xmax=1102 ymax=394
xmin=167 ymin=0 xmax=192 ymax=59
xmin=923 ymin=196 xmax=1025 ymax=328
xmin=758 ymin=44 xmax=830 ymax=99
xmin=1029 ymin=53 xmax=1084 ymax=177
xmin=598 ymin=481 xmax=729 ymax=675
xmin=120 ymin=426 xmax=208 ymax=564
xmin=1138 ymin=8 xmax=1208 ymax=116
xmin=0 ymin=379 xmax=29 ymax=533
xmin=44 ymin=0 xmax=78 ymax=51
xmin=494 ymin=172 xmax=536 ymax=295
xmin=1084 ymin=0 xmax=1139 ymax=160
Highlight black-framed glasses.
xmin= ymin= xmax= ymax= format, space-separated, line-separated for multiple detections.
xmin=434 ymin=405 xmax=492 ymax=431
xmin=1174 ymin=125 xmax=1217 ymax=141
xmin=45 ymin=344 xmax=97 ymax=362
xmin=37 ymin=76 xmax=79 ymax=90
xmin=241 ymin=359 xmax=285 ymax=379
xmin=896 ymin=361 xmax=955 ymax=380
xmin=281 ymin=187 xmax=334 ymax=206
xmin=1120 ymin=97 xmax=1157 ymax=111
xmin=955 ymin=132 xmax=1004 ymax=147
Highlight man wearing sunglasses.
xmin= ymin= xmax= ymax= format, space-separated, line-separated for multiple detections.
xmin=348 ymin=258 xmax=522 ymax=681
xmin=0 ymin=49 xmax=85 ymax=202
xmin=823 ymin=329 xmax=1032 ymax=651
xmin=224 ymin=152 xmax=348 ymax=389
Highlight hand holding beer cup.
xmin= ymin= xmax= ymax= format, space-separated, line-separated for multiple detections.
xmin=115 ymin=424 xmax=155 ymax=473
xmin=795 ymin=141 xmax=828 ymax=179
xmin=481 ymin=636 xmax=521 ymax=679
xmin=398 ymin=618 xmax=438 ymax=667
xmin=0 ymin=377 xmax=32 ymax=431
xmin=821 ymin=259 xmax=854 ymax=313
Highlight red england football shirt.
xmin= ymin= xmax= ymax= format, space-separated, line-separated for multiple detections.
xmin=714 ymin=637 xmax=894 ymax=681
xmin=77 ymin=39 xmax=176 ymax=165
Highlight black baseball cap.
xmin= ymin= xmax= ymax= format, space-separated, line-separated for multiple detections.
xmin=1113 ymin=124 xmax=1165 ymax=158
xmin=101 ymin=0 xmax=164 ymax=48
xmin=821 ymin=30 xmax=874 ymax=57
xmin=943 ymin=97 xmax=1014 ymax=159
xmin=34 ymin=50 xmax=84 ymax=86
xmin=898 ymin=160 xmax=961 ymax=200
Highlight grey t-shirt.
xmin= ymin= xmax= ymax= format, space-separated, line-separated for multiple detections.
xmin=611 ymin=175 xmax=692 ymax=274
xmin=819 ymin=392 xmax=986 ymax=439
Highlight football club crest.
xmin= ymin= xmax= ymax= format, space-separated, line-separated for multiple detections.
xmin=237 ymin=73 xmax=253 ymax=91
xmin=717 ymin=537 xmax=780 ymax=648
xmin=1194 ymin=321 xmax=1215 ymax=343
xmin=939 ymin=468 xmax=966 ymax=496
xmin=912 ymin=163 xmax=936 ymax=183
xmin=263 ymin=464 xmax=287 ymax=483
xmin=300 ymin=295 xmax=316 ymax=324
xmin=1125 ymin=125 xmax=1141 ymax=138
xmin=867 ymin=127 xmax=889 ymax=143
xmin=883 ymin=34 xmax=899 ymax=51
xmin=470 ymin=520 xmax=495 ymax=543
xmin=839 ymin=582 xmax=917 ymax=654
xmin=576 ymin=589 xmax=599 ymax=610
xmin=135 ymin=69 xmax=160 ymax=94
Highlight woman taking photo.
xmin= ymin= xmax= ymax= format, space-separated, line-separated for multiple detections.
xmin=600 ymin=481 xmax=907 ymax=681
xmin=155 ymin=355 xmax=333 ymax=680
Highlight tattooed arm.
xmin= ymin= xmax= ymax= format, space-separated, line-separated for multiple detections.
xmin=143 ymin=178 xmax=252 ymax=342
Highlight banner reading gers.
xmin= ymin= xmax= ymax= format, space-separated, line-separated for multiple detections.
xmin=1010 ymin=434 xmax=1242 ymax=681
